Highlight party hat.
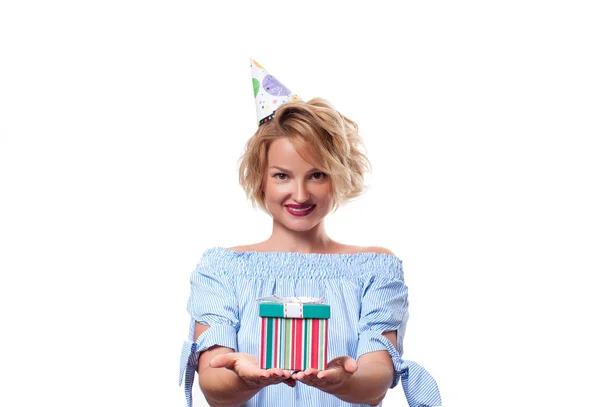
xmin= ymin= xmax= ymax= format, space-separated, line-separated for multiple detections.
xmin=250 ymin=59 xmax=301 ymax=126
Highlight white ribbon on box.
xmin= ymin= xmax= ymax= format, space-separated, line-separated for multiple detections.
xmin=284 ymin=303 xmax=302 ymax=318
xmin=256 ymin=295 xmax=324 ymax=318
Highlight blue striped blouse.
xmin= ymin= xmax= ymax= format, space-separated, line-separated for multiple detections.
xmin=179 ymin=247 xmax=442 ymax=407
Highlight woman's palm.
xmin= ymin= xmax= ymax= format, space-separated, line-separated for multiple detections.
xmin=210 ymin=352 xmax=296 ymax=389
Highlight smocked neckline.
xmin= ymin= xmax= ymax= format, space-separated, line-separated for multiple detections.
xmin=199 ymin=246 xmax=403 ymax=279
xmin=213 ymin=246 xmax=399 ymax=259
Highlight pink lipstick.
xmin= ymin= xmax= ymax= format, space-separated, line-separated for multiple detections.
xmin=285 ymin=204 xmax=316 ymax=217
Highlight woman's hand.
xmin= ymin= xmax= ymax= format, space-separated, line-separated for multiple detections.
xmin=209 ymin=352 xmax=296 ymax=390
xmin=291 ymin=356 xmax=358 ymax=394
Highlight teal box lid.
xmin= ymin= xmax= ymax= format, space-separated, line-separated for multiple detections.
xmin=259 ymin=303 xmax=330 ymax=319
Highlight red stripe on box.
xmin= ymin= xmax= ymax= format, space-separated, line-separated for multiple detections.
xmin=290 ymin=318 xmax=295 ymax=369
xmin=295 ymin=318 xmax=302 ymax=370
xmin=311 ymin=318 xmax=319 ymax=369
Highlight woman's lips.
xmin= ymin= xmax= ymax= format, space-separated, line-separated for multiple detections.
xmin=285 ymin=204 xmax=316 ymax=217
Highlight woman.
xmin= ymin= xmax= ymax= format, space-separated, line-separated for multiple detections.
xmin=179 ymin=60 xmax=442 ymax=407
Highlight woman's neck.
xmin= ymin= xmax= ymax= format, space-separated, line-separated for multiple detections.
xmin=262 ymin=220 xmax=338 ymax=254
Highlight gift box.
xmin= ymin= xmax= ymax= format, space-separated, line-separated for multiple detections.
xmin=257 ymin=296 xmax=330 ymax=371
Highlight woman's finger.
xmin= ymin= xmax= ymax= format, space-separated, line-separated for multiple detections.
xmin=299 ymin=375 xmax=323 ymax=387
xmin=266 ymin=368 xmax=287 ymax=378
xmin=246 ymin=367 xmax=270 ymax=379
xmin=256 ymin=374 xmax=296 ymax=388
xmin=343 ymin=357 xmax=358 ymax=373
xmin=209 ymin=353 xmax=236 ymax=369
xmin=299 ymin=367 xmax=320 ymax=380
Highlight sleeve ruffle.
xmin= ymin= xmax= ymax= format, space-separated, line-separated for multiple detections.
xmin=357 ymin=329 xmax=404 ymax=387
xmin=179 ymin=258 xmax=240 ymax=407
xmin=357 ymin=330 xmax=442 ymax=407
xmin=179 ymin=324 xmax=238 ymax=407
xmin=357 ymin=265 xmax=442 ymax=407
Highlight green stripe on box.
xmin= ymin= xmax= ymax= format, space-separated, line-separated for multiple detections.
xmin=266 ymin=317 xmax=273 ymax=368
xmin=259 ymin=303 xmax=330 ymax=319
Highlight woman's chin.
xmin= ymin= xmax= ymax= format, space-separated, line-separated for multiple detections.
xmin=278 ymin=216 xmax=322 ymax=232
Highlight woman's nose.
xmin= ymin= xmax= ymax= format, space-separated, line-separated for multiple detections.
xmin=292 ymin=181 xmax=310 ymax=202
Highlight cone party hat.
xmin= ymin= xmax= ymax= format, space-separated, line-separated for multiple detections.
xmin=250 ymin=59 xmax=301 ymax=126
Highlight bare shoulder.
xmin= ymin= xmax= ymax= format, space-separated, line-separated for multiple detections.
xmin=225 ymin=244 xmax=261 ymax=253
xmin=227 ymin=243 xmax=395 ymax=255
xmin=365 ymin=246 xmax=396 ymax=256
xmin=225 ymin=245 xmax=250 ymax=253
xmin=336 ymin=243 xmax=395 ymax=256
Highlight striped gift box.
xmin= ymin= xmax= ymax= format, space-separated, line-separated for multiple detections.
xmin=258 ymin=301 xmax=330 ymax=371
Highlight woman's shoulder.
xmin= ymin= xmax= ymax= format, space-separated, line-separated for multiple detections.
xmin=343 ymin=245 xmax=395 ymax=256
xmin=224 ymin=242 xmax=395 ymax=256
xmin=319 ymin=242 xmax=396 ymax=257
xmin=225 ymin=244 xmax=259 ymax=253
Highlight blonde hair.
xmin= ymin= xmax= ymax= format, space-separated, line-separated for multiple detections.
xmin=238 ymin=97 xmax=371 ymax=214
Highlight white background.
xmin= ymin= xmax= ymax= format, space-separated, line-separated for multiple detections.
xmin=1 ymin=1 xmax=599 ymax=406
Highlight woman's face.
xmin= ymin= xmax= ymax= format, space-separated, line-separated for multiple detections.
xmin=262 ymin=137 xmax=334 ymax=231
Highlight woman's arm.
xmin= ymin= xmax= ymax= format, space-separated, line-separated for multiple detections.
xmin=194 ymin=323 xmax=295 ymax=407
xmin=332 ymin=350 xmax=395 ymax=406
xmin=292 ymin=330 xmax=397 ymax=406
xmin=334 ymin=330 xmax=397 ymax=405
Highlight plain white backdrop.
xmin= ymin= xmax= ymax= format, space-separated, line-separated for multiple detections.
xmin=1 ymin=1 xmax=599 ymax=406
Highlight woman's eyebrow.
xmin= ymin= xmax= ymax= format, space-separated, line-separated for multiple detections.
xmin=269 ymin=166 xmax=320 ymax=172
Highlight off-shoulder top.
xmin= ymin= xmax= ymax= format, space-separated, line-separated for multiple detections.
xmin=179 ymin=247 xmax=442 ymax=407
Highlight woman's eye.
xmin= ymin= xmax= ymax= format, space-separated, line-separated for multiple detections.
xmin=273 ymin=172 xmax=326 ymax=180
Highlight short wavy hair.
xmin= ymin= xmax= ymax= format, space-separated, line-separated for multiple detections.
xmin=238 ymin=97 xmax=372 ymax=214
